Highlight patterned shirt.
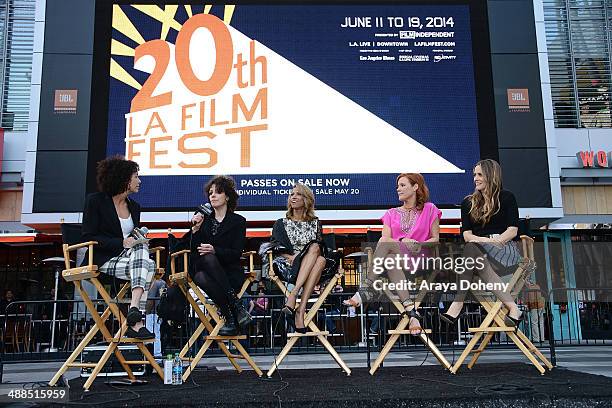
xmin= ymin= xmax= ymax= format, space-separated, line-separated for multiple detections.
xmin=284 ymin=218 xmax=319 ymax=254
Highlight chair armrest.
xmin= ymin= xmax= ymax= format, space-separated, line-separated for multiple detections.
xmin=170 ymin=249 xmax=191 ymax=258
xmin=170 ymin=249 xmax=190 ymax=275
xmin=242 ymin=251 xmax=257 ymax=274
xmin=149 ymin=246 xmax=165 ymax=269
xmin=62 ymin=241 xmax=98 ymax=271
xmin=65 ymin=241 xmax=98 ymax=252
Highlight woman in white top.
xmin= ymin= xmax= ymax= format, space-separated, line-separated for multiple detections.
xmin=82 ymin=156 xmax=156 ymax=340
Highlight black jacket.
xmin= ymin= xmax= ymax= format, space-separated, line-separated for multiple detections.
xmin=81 ymin=192 xmax=141 ymax=267
xmin=186 ymin=211 xmax=246 ymax=278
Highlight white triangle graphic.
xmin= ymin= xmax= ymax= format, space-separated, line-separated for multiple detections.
xmin=126 ymin=19 xmax=464 ymax=175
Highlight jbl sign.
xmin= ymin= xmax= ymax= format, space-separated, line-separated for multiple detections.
xmin=54 ymin=90 xmax=78 ymax=113
xmin=507 ymin=88 xmax=530 ymax=112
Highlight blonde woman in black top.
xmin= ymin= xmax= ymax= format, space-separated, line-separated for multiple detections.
xmin=271 ymin=183 xmax=326 ymax=333
xmin=441 ymin=159 xmax=532 ymax=326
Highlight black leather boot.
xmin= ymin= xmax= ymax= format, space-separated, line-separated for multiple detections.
xmin=218 ymin=305 xmax=238 ymax=336
xmin=227 ymin=290 xmax=252 ymax=327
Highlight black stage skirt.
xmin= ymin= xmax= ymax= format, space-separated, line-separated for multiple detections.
xmin=272 ymin=240 xmax=338 ymax=284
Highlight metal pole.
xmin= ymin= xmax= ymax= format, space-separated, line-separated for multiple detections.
xmin=49 ymin=266 xmax=59 ymax=352
xmin=366 ymin=306 xmax=370 ymax=369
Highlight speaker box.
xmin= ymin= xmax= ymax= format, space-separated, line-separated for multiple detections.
xmin=80 ymin=344 xmax=146 ymax=377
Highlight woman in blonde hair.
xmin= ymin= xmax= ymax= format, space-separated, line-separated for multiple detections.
xmin=441 ymin=159 xmax=528 ymax=326
xmin=271 ymin=183 xmax=326 ymax=333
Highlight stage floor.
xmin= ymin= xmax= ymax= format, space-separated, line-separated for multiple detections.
xmin=61 ymin=363 xmax=612 ymax=407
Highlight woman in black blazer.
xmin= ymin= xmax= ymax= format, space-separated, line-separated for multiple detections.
xmin=188 ymin=176 xmax=251 ymax=336
xmin=81 ymin=156 xmax=155 ymax=339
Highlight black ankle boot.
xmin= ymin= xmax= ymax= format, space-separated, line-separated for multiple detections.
xmin=218 ymin=307 xmax=239 ymax=336
xmin=227 ymin=290 xmax=252 ymax=327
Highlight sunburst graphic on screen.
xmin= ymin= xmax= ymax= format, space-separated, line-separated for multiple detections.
xmin=110 ymin=4 xmax=236 ymax=90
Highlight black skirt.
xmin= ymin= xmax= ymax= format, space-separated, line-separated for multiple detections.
xmin=272 ymin=240 xmax=335 ymax=284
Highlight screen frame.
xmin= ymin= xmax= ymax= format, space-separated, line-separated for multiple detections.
xmin=89 ymin=0 xmax=498 ymax=212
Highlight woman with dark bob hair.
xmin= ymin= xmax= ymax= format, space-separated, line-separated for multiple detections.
xmin=82 ymin=156 xmax=155 ymax=339
xmin=186 ymin=175 xmax=251 ymax=336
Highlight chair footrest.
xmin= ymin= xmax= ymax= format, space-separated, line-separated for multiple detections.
xmin=206 ymin=335 xmax=247 ymax=340
xmin=62 ymin=266 xmax=99 ymax=281
xmin=468 ymin=327 xmax=516 ymax=333
xmin=68 ymin=363 xmax=98 ymax=368
xmin=287 ymin=331 xmax=329 ymax=337
xmin=388 ymin=329 xmax=432 ymax=335
xmin=229 ymin=354 xmax=246 ymax=359
xmin=169 ymin=272 xmax=189 ymax=284
xmin=123 ymin=360 xmax=150 ymax=365
xmin=109 ymin=337 xmax=155 ymax=343
xmin=108 ymin=299 xmax=131 ymax=304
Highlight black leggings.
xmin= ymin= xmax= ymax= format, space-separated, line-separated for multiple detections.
xmin=192 ymin=254 xmax=240 ymax=314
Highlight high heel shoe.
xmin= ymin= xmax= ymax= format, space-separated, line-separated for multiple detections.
xmin=506 ymin=311 xmax=524 ymax=327
xmin=281 ymin=305 xmax=296 ymax=316
xmin=294 ymin=310 xmax=307 ymax=334
xmin=403 ymin=308 xmax=422 ymax=336
xmin=440 ymin=311 xmax=464 ymax=326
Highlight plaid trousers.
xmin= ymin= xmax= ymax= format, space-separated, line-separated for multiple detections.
xmin=99 ymin=243 xmax=155 ymax=290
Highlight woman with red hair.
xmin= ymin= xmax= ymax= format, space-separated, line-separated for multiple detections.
xmin=343 ymin=173 xmax=441 ymax=335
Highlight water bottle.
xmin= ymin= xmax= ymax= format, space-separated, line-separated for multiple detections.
xmin=163 ymin=354 xmax=173 ymax=385
xmin=348 ymin=306 xmax=356 ymax=318
xmin=172 ymin=353 xmax=182 ymax=385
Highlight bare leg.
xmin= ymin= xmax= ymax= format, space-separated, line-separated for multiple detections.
xmin=296 ymin=255 xmax=326 ymax=330
xmin=345 ymin=237 xmax=401 ymax=306
xmin=477 ymin=261 xmax=521 ymax=319
xmin=446 ymin=243 xmax=520 ymax=319
xmin=286 ymin=244 xmax=320 ymax=309
xmin=367 ymin=236 xmax=401 ymax=281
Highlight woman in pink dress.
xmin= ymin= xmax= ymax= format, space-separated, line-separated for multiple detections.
xmin=343 ymin=173 xmax=441 ymax=335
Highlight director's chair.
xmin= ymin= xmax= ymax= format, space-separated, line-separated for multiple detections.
xmin=449 ymin=236 xmax=553 ymax=375
xmin=366 ymin=242 xmax=452 ymax=374
xmin=49 ymin=224 xmax=165 ymax=390
xmin=265 ymin=236 xmax=352 ymax=377
xmin=169 ymin=250 xmax=263 ymax=381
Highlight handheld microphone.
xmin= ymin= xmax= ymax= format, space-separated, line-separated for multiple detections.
xmin=194 ymin=203 xmax=213 ymax=217
xmin=131 ymin=227 xmax=149 ymax=240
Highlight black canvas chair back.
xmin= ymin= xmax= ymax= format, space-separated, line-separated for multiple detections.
xmin=60 ymin=223 xmax=82 ymax=246
xmin=366 ymin=230 xmax=382 ymax=245
xmin=322 ymin=233 xmax=337 ymax=252
xmin=518 ymin=218 xmax=532 ymax=237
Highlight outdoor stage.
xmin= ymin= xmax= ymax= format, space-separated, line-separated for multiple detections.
xmin=62 ymin=363 xmax=612 ymax=407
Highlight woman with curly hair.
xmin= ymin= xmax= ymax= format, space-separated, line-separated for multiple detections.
xmin=81 ymin=156 xmax=155 ymax=339
xmin=343 ymin=173 xmax=441 ymax=335
xmin=441 ymin=159 xmax=527 ymax=326
xmin=187 ymin=176 xmax=251 ymax=336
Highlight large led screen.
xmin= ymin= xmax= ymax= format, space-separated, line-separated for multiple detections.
xmin=107 ymin=4 xmax=488 ymax=210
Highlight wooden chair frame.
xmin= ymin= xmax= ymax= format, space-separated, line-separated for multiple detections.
xmin=49 ymin=242 xmax=166 ymax=390
xmin=449 ymin=236 xmax=554 ymax=375
xmin=367 ymin=244 xmax=452 ymax=374
xmin=168 ymin=250 xmax=263 ymax=381
xmin=266 ymin=250 xmax=352 ymax=377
